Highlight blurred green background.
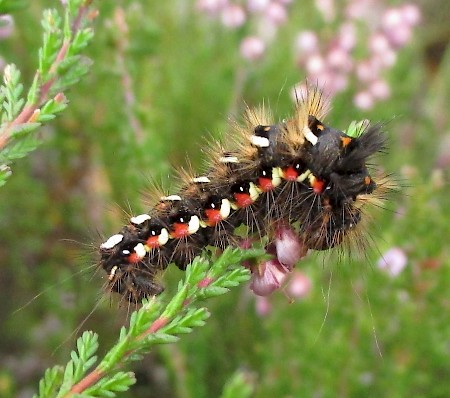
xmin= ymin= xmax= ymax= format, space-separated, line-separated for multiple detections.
xmin=1 ymin=0 xmax=450 ymax=397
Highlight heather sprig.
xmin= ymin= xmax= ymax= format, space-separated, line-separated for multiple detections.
xmin=0 ymin=0 xmax=96 ymax=187
xmin=34 ymin=247 xmax=259 ymax=398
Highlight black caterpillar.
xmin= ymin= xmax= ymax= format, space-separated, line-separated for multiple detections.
xmin=99 ymin=88 xmax=388 ymax=302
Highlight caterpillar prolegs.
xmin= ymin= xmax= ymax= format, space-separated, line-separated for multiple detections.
xmin=99 ymin=88 xmax=387 ymax=302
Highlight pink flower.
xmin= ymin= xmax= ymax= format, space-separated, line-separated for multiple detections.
xmin=250 ymin=223 xmax=308 ymax=296
xmin=240 ymin=36 xmax=266 ymax=61
xmin=353 ymin=91 xmax=374 ymax=110
xmin=221 ymin=4 xmax=246 ymax=28
xmin=315 ymin=0 xmax=335 ymax=22
xmin=196 ymin=0 xmax=228 ymax=15
xmin=288 ymin=271 xmax=312 ymax=298
xmin=327 ymin=46 xmax=352 ymax=72
xmin=255 ymin=295 xmax=272 ymax=316
xmin=401 ymin=4 xmax=421 ymax=26
xmin=306 ymin=53 xmax=326 ymax=75
xmin=295 ymin=31 xmax=319 ymax=54
xmin=338 ymin=22 xmax=357 ymax=51
xmin=369 ymin=79 xmax=390 ymax=100
xmin=250 ymin=259 xmax=290 ymax=296
xmin=247 ymin=0 xmax=270 ymax=13
xmin=264 ymin=2 xmax=287 ymax=26
xmin=0 ymin=15 xmax=14 ymax=39
xmin=369 ymin=32 xmax=391 ymax=55
xmin=273 ymin=223 xmax=307 ymax=269
xmin=377 ymin=247 xmax=408 ymax=277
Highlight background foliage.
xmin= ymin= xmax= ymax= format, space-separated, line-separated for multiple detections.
xmin=1 ymin=0 xmax=450 ymax=397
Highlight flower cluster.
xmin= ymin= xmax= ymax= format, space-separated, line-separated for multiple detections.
xmin=195 ymin=0 xmax=293 ymax=61
xmin=244 ymin=222 xmax=308 ymax=296
xmin=294 ymin=1 xmax=421 ymax=109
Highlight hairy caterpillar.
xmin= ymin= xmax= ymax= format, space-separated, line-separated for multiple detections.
xmin=99 ymin=88 xmax=388 ymax=302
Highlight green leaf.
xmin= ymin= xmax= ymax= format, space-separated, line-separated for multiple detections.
xmin=220 ymin=370 xmax=256 ymax=398
xmin=1 ymin=64 xmax=25 ymax=122
xmin=84 ymin=371 xmax=136 ymax=397
xmin=69 ymin=28 xmax=95 ymax=55
xmin=0 ymin=133 xmax=41 ymax=162
xmin=0 ymin=0 xmax=27 ymax=13
xmin=33 ymin=365 xmax=64 ymax=398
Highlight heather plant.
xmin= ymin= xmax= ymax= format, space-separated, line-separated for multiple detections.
xmin=1 ymin=1 xmax=450 ymax=398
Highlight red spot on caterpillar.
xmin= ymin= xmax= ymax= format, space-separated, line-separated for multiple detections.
xmin=204 ymin=208 xmax=222 ymax=225
xmin=146 ymin=236 xmax=160 ymax=248
xmin=258 ymin=176 xmax=274 ymax=191
xmin=283 ymin=166 xmax=299 ymax=181
xmin=234 ymin=192 xmax=253 ymax=208
xmin=127 ymin=253 xmax=141 ymax=263
xmin=172 ymin=222 xmax=189 ymax=238
xmin=312 ymin=179 xmax=325 ymax=194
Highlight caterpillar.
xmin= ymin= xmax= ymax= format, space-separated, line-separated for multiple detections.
xmin=99 ymin=87 xmax=388 ymax=302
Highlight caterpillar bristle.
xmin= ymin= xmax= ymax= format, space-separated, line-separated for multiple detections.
xmin=99 ymin=86 xmax=393 ymax=302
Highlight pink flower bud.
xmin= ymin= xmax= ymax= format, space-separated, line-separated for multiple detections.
xmin=274 ymin=223 xmax=307 ymax=269
xmin=373 ymin=47 xmax=397 ymax=68
xmin=356 ymin=60 xmax=379 ymax=82
xmin=240 ymin=36 xmax=266 ymax=61
xmin=315 ymin=0 xmax=335 ymax=22
xmin=385 ymin=25 xmax=412 ymax=48
xmin=369 ymin=79 xmax=390 ymax=100
xmin=288 ymin=271 xmax=312 ymax=298
xmin=296 ymin=31 xmax=319 ymax=56
xmin=0 ymin=15 xmax=14 ymax=39
xmin=247 ymin=0 xmax=270 ymax=13
xmin=327 ymin=46 xmax=352 ymax=71
xmin=401 ymin=4 xmax=421 ymax=26
xmin=369 ymin=32 xmax=391 ymax=55
xmin=265 ymin=2 xmax=287 ymax=26
xmin=382 ymin=8 xmax=403 ymax=31
xmin=338 ymin=22 xmax=357 ymax=51
xmin=250 ymin=259 xmax=289 ymax=296
xmin=255 ymin=295 xmax=272 ymax=316
xmin=306 ymin=53 xmax=326 ymax=75
xmin=221 ymin=4 xmax=246 ymax=28
xmin=377 ymin=247 xmax=407 ymax=277
xmin=196 ymin=0 xmax=228 ymax=15
xmin=326 ymin=72 xmax=348 ymax=94
xmin=353 ymin=91 xmax=374 ymax=110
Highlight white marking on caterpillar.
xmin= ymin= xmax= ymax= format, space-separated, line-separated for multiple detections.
xmin=130 ymin=214 xmax=151 ymax=225
xmin=100 ymin=234 xmax=124 ymax=249
xmin=220 ymin=198 xmax=231 ymax=219
xmin=303 ymin=126 xmax=318 ymax=145
xmin=250 ymin=135 xmax=270 ymax=148
xmin=108 ymin=265 xmax=118 ymax=281
xmin=219 ymin=156 xmax=239 ymax=163
xmin=298 ymin=169 xmax=311 ymax=182
xmin=192 ymin=176 xmax=211 ymax=183
xmin=272 ymin=167 xmax=282 ymax=187
xmin=134 ymin=243 xmax=146 ymax=260
xmin=249 ymin=182 xmax=260 ymax=202
xmin=158 ymin=228 xmax=169 ymax=245
xmin=161 ymin=195 xmax=182 ymax=201
xmin=188 ymin=215 xmax=201 ymax=235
